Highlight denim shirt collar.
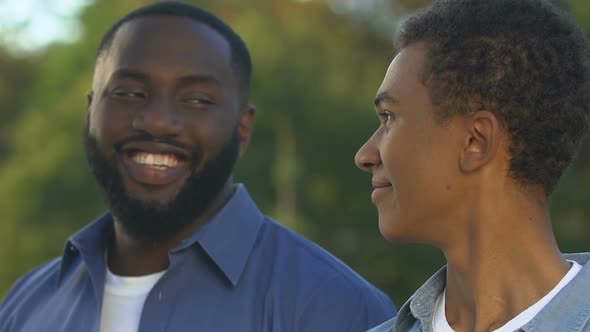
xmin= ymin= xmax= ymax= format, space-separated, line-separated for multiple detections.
xmin=60 ymin=184 xmax=264 ymax=288
xmin=399 ymin=266 xmax=446 ymax=331
xmin=394 ymin=253 xmax=590 ymax=331
xmin=520 ymin=253 xmax=590 ymax=331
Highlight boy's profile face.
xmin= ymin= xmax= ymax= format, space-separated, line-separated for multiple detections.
xmin=355 ymin=43 xmax=473 ymax=243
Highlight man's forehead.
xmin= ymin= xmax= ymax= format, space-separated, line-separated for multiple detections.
xmin=112 ymin=15 xmax=230 ymax=59
xmin=94 ymin=15 xmax=233 ymax=85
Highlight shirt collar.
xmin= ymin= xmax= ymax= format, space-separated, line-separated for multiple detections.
xmin=393 ymin=266 xmax=446 ymax=331
xmin=398 ymin=253 xmax=590 ymax=331
xmin=59 ymin=213 xmax=113 ymax=295
xmin=409 ymin=266 xmax=446 ymax=324
xmin=171 ymin=184 xmax=264 ymax=287
xmin=59 ymin=184 xmax=264 ymax=288
xmin=67 ymin=213 xmax=114 ymax=255
xmin=521 ymin=253 xmax=590 ymax=331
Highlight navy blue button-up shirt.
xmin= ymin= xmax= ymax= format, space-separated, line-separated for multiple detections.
xmin=1 ymin=185 xmax=395 ymax=331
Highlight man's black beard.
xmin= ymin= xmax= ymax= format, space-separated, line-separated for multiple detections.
xmin=83 ymin=126 xmax=240 ymax=241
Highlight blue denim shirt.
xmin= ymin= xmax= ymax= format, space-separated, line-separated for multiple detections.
xmin=0 ymin=184 xmax=395 ymax=332
xmin=368 ymin=253 xmax=590 ymax=332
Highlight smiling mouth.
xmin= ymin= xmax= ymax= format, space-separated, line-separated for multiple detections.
xmin=371 ymin=182 xmax=393 ymax=204
xmin=372 ymin=180 xmax=392 ymax=189
xmin=128 ymin=151 xmax=187 ymax=169
xmin=120 ymin=148 xmax=192 ymax=186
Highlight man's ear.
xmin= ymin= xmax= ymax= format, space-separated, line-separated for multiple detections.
xmin=238 ymin=104 xmax=256 ymax=157
xmin=459 ymin=110 xmax=502 ymax=173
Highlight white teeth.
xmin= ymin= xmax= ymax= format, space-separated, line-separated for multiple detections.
xmin=131 ymin=152 xmax=181 ymax=168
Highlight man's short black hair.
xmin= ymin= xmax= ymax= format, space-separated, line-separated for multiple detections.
xmin=397 ymin=0 xmax=590 ymax=195
xmin=96 ymin=1 xmax=252 ymax=98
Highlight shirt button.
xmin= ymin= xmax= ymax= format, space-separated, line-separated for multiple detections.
xmin=68 ymin=245 xmax=78 ymax=254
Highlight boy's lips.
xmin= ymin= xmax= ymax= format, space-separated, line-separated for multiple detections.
xmin=371 ymin=180 xmax=393 ymax=204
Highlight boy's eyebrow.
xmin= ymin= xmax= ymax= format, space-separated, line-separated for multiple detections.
xmin=374 ymin=91 xmax=399 ymax=107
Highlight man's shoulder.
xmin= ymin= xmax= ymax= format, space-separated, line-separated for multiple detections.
xmin=260 ymin=216 xmax=381 ymax=288
xmin=257 ymin=215 xmax=397 ymax=328
xmin=367 ymin=317 xmax=396 ymax=331
xmin=2 ymin=257 xmax=62 ymax=300
xmin=256 ymin=216 xmax=396 ymax=318
xmin=0 ymin=257 xmax=63 ymax=321
xmin=226 ymin=186 xmax=387 ymax=294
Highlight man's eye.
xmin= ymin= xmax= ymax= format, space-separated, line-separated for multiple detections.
xmin=112 ymin=90 xmax=146 ymax=99
xmin=183 ymin=97 xmax=214 ymax=106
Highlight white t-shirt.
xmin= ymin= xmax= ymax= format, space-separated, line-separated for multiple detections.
xmin=99 ymin=268 xmax=167 ymax=332
xmin=432 ymin=261 xmax=582 ymax=332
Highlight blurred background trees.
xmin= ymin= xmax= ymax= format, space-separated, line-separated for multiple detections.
xmin=1 ymin=0 xmax=589 ymax=307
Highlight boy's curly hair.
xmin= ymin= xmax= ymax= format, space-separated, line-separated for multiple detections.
xmin=398 ymin=0 xmax=590 ymax=194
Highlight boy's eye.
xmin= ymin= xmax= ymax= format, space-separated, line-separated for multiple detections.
xmin=378 ymin=111 xmax=393 ymax=124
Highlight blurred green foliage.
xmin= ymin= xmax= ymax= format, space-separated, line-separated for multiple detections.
xmin=0 ymin=0 xmax=589 ymax=308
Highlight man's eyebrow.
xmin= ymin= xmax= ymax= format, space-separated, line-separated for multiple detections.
xmin=110 ymin=68 xmax=150 ymax=82
xmin=178 ymin=74 xmax=221 ymax=87
xmin=374 ymin=92 xmax=399 ymax=108
xmin=108 ymin=69 xmax=221 ymax=87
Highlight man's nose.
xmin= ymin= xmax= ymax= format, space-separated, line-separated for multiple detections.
xmin=355 ymin=132 xmax=381 ymax=172
xmin=132 ymin=96 xmax=182 ymax=137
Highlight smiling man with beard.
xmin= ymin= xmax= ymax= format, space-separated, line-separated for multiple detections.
xmin=83 ymin=121 xmax=240 ymax=243
xmin=0 ymin=2 xmax=395 ymax=331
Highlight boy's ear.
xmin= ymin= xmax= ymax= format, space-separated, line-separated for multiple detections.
xmin=459 ymin=110 xmax=502 ymax=173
